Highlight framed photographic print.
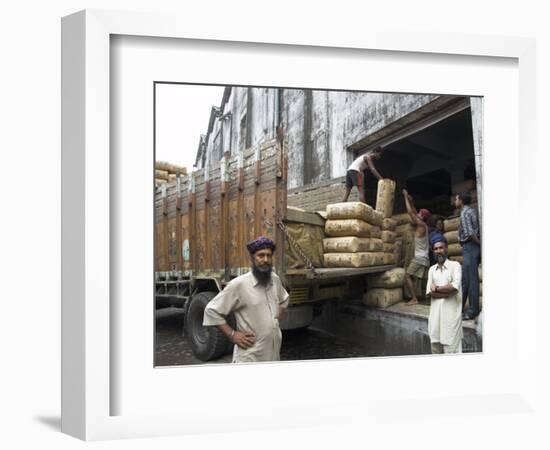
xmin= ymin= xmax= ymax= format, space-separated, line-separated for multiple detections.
xmin=62 ymin=9 xmax=538 ymax=441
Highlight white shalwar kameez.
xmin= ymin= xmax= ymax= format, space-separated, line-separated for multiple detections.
xmin=426 ymin=259 xmax=463 ymax=353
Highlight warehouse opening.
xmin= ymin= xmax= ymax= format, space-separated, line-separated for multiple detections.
xmin=361 ymin=106 xmax=478 ymax=219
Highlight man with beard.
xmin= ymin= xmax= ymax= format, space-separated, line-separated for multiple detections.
xmin=203 ymin=236 xmax=289 ymax=363
xmin=426 ymin=237 xmax=463 ymax=354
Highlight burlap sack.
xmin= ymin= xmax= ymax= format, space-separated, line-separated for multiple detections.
xmin=367 ymin=267 xmax=405 ymax=288
xmin=383 ymin=253 xmax=395 ymax=265
xmin=323 ymin=237 xmax=383 ymax=253
xmin=156 ymin=161 xmax=187 ymax=175
xmin=444 ymin=230 xmax=459 ymax=244
xmin=325 ymin=219 xmax=376 ymax=237
xmin=444 ymin=217 xmax=460 ymax=232
xmin=370 ymin=226 xmax=382 ymax=239
xmin=155 ymin=169 xmax=169 ymax=180
xmin=382 ymin=218 xmax=397 ymax=231
xmin=449 ymin=255 xmax=464 ymax=264
xmin=324 ymin=252 xmax=385 ymax=268
xmin=394 ymin=238 xmax=404 ymax=267
xmin=381 ymin=230 xmax=397 ymax=243
xmin=375 ymin=179 xmax=396 ymax=219
xmin=284 ymin=222 xmax=325 ymax=269
xmin=383 ymin=243 xmax=395 ymax=253
xmin=371 ymin=210 xmax=384 ymax=227
xmin=363 ymin=288 xmax=403 ymax=308
xmin=395 ymin=223 xmax=413 ymax=235
xmin=326 ymin=202 xmax=374 ymax=222
xmin=447 ymin=243 xmax=462 ymax=257
xmin=392 ymin=213 xmax=411 ymax=225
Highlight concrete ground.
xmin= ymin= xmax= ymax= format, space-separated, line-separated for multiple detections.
xmin=154 ymin=307 xmax=379 ymax=367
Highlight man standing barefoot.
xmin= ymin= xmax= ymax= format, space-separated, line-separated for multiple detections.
xmin=402 ymin=189 xmax=430 ymax=306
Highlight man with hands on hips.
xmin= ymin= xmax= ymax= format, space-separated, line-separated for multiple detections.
xmin=203 ymin=236 xmax=289 ymax=363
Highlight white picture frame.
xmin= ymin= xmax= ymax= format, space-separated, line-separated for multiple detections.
xmin=62 ymin=9 xmax=539 ymax=441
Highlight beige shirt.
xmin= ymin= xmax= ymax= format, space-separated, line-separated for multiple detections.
xmin=426 ymin=259 xmax=463 ymax=346
xmin=203 ymin=271 xmax=290 ymax=363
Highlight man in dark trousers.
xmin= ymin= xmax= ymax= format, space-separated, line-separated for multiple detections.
xmin=342 ymin=147 xmax=384 ymax=204
xmin=455 ymin=191 xmax=481 ymax=320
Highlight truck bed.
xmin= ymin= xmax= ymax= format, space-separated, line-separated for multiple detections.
xmin=286 ymin=264 xmax=396 ymax=279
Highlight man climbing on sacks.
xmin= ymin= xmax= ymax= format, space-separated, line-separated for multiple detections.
xmin=342 ymin=147 xmax=384 ymax=204
xmin=203 ymin=236 xmax=289 ymax=363
xmin=402 ymin=189 xmax=431 ymax=306
xmin=427 ymin=236 xmax=463 ymax=354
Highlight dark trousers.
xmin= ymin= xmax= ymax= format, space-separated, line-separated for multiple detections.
xmin=462 ymin=241 xmax=481 ymax=316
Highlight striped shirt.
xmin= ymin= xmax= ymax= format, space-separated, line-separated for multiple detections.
xmin=458 ymin=205 xmax=479 ymax=244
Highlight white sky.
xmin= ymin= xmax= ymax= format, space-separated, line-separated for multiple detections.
xmin=155 ymin=83 xmax=225 ymax=170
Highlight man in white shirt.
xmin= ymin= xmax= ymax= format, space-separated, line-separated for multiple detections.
xmin=203 ymin=236 xmax=290 ymax=363
xmin=426 ymin=237 xmax=463 ymax=354
xmin=342 ymin=147 xmax=384 ymax=204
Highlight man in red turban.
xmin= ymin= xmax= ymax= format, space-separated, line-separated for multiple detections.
xmin=402 ymin=190 xmax=431 ymax=306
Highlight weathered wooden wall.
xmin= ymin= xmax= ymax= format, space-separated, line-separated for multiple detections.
xmin=155 ymin=138 xmax=286 ymax=278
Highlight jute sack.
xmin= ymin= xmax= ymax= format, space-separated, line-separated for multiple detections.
xmin=326 ymin=202 xmax=374 ymax=222
xmin=392 ymin=213 xmax=411 ymax=225
xmin=382 ymin=218 xmax=397 ymax=231
xmin=375 ymin=179 xmax=396 ymax=219
xmin=395 ymin=223 xmax=413 ymax=235
xmin=323 ymin=237 xmax=383 ymax=253
xmin=444 ymin=230 xmax=459 ymax=244
xmin=449 ymin=255 xmax=464 ymax=264
xmin=156 ymin=161 xmax=187 ymax=175
xmin=383 ymin=243 xmax=395 ymax=253
xmin=383 ymin=253 xmax=396 ymax=265
xmin=284 ymin=222 xmax=325 ymax=269
xmin=367 ymin=267 xmax=405 ymax=288
xmin=370 ymin=226 xmax=382 ymax=239
xmin=394 ymin=238 xmax=404 ymax=267
xmin=155 ymin=169 xmax=169 ymax=180
xmin=402 ymin=229 xmax=416 ymax=268
xmin=363 ymin=288 xmax=403 ymax=308
xmin=444 ymin=217 xmax=460 ymax=232
xmin=381 ymin=230 xmax=397 ymax=243
xmin=325 ymin=219 xmax=376 ymax=237
xmin=447 ymin=243 xmax=462 ymax=257
xmin=371 ymin=210 xmax=384 ymax=227
xmin=324 ymin=252 xmax=385 ymax=268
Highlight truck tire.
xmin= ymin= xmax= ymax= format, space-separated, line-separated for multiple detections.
xmin=184 ymin=291 xmax=230 ymax=361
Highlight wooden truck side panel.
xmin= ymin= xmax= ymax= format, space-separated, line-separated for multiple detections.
xmin=155 ymin=136 xmax=287 ymax=282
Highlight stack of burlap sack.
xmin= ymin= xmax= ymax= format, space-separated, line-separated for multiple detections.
xmin=442 ymin=216 xmax=463 ymax=264
xmin=155 ymin=161 xmax=188 ymax=187
xmin=323 ymin=179 xmax=397 ymax=268
xmin=362 ymin=267 xmax=405 ymax=308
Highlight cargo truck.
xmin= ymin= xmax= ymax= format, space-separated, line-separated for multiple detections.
xmin=155 ymin=131 xmax=394 ymax=361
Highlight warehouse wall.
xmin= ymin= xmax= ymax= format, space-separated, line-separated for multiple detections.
xmin=198 ymin=87 xmax=440 ymax=189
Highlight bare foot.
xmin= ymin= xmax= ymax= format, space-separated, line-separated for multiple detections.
xmin=406 ymin=298 xmax=419 ymax=306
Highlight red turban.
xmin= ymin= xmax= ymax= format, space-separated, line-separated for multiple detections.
xmin=418 ymin=208 xmax=431 ymax=221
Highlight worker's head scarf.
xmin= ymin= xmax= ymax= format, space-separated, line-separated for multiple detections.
xmin=418 ymin=208 xmax=431 ymax=221
xmin=430 ymin=233 xmax=448 ymax=249
xmin=246 ymin=236 xmax=276 ymax=255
